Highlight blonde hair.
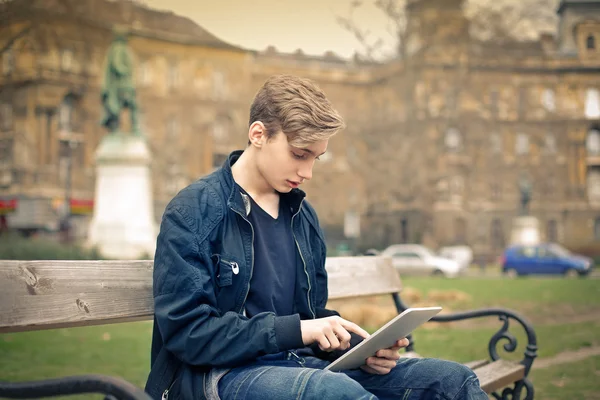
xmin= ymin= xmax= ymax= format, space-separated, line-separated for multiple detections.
xmin=249 ymin=75 xmax=345 ymax=147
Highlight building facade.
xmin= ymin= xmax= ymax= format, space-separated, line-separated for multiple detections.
xmin=1 ymin=0 xmax=599 ymax=260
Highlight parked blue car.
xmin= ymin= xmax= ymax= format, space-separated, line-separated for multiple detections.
xmin=501 ymin=243 xmax=593 ymax=277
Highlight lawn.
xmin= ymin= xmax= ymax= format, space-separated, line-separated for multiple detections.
xmin=1 ymin=276 xmax=599 ymax=399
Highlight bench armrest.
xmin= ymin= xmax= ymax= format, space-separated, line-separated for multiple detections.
xmin=0 ymin=375 xmax=151 ymax=400
xmin=393 ymin=294 xmax=538 ymax=375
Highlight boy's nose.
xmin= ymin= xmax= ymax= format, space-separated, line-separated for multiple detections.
xmin=298 ymin=165 xmax=313 ymax=181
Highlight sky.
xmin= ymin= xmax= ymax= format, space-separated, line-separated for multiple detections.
xmin=142 ymin=0 xmax=394 ymax=58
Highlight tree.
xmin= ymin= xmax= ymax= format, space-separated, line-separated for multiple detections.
xmin=338 ymin=0 xmax=559 ymax=61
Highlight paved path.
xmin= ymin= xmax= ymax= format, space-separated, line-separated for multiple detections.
xmin=533 ymin=345 xmax=600 ymax=369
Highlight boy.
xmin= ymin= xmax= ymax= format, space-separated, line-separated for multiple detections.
xmin=145 ymin=75 xmax=487 ymax=399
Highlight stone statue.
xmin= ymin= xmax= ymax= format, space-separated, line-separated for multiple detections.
xmin=100 ymin=31 xmax=140 ymax=135
xmin=518 ymin=174 xmax=532 ymax=216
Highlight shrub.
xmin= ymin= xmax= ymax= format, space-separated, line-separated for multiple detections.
xmin=0 ymin=233 xmax=103 ymax=260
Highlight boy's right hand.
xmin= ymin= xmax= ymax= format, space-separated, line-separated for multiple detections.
xmin=300 ymin=316 xmax=370 ymax=352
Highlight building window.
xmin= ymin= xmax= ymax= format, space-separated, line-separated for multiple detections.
xmin=444 ymin=127 xmax=462 ymax=152
xmin=2 ymin=49 xmax=14 ymax=75
xmin=491 ymin=219 xmax=504 ymax=250
xmin=58 ymin=98 xmax=73 ymax=131
xmin=454 ymin=217 xmax=466 ymax=244
xmin=588 ymin=168 xmax=600 ymax=203
xmin=543 ymin=177 xmax=556 ymax=198
xmin=587 ymin=128 xmax=600 ymax=156
xmin=213 ymin=122 xmax=226 ymax=142
xmin=544 ymin=133 xmax=557 ymax=154
xmin=139 ymin=60 xmax=152 ymax=87
xmin=166 ymin=163 xmax=180 ymax=195
xmin=541 ymin=88 xmax=556 ymax=112
xmin=0 ymin=138 xmax=13 ymax=165
xmin=585 ymin=89 xmax=600 ymax=119
xmin=546 ymin=220 xmax=558 ymax=243
xmin=0 ymin=104 xmax=13 ymax=131
xmin=166 ymin=117 xmax=178 ymax=142
xmin=518 ymin=87 xmax=527 ymax=118
xmin=490 ymin=132 xmax=503 ymax=154
xmin=167 ymin=62 xmax=179 ymax=90
xmin=61 ymin=49 xmax=74 ymax=71
xmin=516 ymin=133 xmax=529 ymax=155
xmin=213 ymin=71 xmax=226 ymax=98
xmin=491 ymin=182 xmax=502 ymax=200
xmin=594 ymin=218 xmax=600 ymax=240
xmin=587 ymin=34 xmax=596 ymax=50
xmin=489 ymin=89 xmax=499 ymax=117
xmin=445 ymin=88 xmax=458 ymax=114
xmin=400 ymin=218 xmax=409 ymax=244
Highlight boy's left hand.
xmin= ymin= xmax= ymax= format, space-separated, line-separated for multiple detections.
xmin=360 ymin=338 xmax=410 ymax=375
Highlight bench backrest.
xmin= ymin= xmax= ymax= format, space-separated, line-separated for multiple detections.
xmin=0 ymin=256 xmax=401 ymax=334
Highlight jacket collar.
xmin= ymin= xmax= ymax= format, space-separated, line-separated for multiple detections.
xmin=222 ymin=150 xmax=306 ymax=216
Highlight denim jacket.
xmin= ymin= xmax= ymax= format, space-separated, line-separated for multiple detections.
xmin=145 ymin=150 xmax=336 ymax=399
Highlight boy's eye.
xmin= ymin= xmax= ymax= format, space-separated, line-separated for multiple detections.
xmin=292 ymin=152 xmax=307 ymax=159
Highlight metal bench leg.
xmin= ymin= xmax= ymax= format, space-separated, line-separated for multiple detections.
xmin=492 ymin=378 xmax=534 ymax=400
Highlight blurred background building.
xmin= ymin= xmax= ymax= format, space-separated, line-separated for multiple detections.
xmin=0 ymin=0 xmax=599 ymax=262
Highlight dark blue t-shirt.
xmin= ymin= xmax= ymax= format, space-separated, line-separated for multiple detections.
xmin=242 ymin=190 xmax=297 ymax=318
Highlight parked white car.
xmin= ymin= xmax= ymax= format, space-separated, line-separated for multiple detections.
xmin=438 ymin=245 xmax=473 ymax=271
xmin=380 ymin=244 xmax=462 ymax=278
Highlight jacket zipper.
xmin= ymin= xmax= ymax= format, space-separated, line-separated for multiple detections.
xmin=291 ymin=199 xmax=316 ymax=319
xmin=219 ymin=258 xmax=239 ymax=275
xmin=231 ymin=206 xmax=255 ymax=314
xmin=161 ymin=378 xmax=176 ymax=400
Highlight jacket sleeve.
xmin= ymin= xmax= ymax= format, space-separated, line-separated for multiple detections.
xmin=153 ymin=195 xmax=303 ymax=368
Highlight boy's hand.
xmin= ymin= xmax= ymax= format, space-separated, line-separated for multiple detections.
xmin=300 ymin=316 xmax=370 ymax=351
xmin=360 ymin=338 xmax=410 ymax=375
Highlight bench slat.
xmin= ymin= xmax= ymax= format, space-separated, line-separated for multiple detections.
xmin=472 ymin=359 xmax=525 ymax=393
xmin=326 ymin=257 xmax=402 ymax=300
xmin=0 ymin=260 xmax=154 ymax=333
xmin=0 ymin=257 xmax=401 ymax=332
xmin=464 ymin=359 xmax=489 ymax=370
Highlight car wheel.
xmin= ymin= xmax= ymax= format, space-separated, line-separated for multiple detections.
xmin=505 ymin=269 xmax=518 ymax=279
xmin=432 ymin=269 xmax=445 ymax=277
xmin=565 ymin=269 xmax=579 ymax=278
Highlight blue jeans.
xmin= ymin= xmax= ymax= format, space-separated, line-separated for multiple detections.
xmin=211 ymin=351 xmax=488 ymax=400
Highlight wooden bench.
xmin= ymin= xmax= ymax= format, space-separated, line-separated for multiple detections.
xmin=0 ymin=256 xmax=538 ymax=399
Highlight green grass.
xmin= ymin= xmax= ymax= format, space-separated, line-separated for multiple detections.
xmin=1 ymin=277 xmax=598 ymax=399
xmin=402 ymin=276 xmax=600 ymax=322
xmin=0 ymin=233 xmax=103 ymax=260
xmin=530 ymin=356 xmax=600 ymax=399
xmin=411 ymin=320 xmax=600 ymax=363
xmin=0 ymin=322 xmax=153 ymax=398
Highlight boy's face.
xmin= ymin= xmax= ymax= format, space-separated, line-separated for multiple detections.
xmin=256 ymin=129 xmax=328 ymax=193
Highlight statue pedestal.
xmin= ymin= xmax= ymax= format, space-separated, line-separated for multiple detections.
xmin=509 ymin=216 xmax=541 ymax=246
xmin=88 ymin=133 xmax=157 ymax=259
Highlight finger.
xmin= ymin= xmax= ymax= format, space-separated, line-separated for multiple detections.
xmin=317 ymin=334 xmax=332 ymax=351
xmin=368 ymin=356 xmax=397 ymax=370
xmin=338 ymin=318 xmax=370 ymax=339
xmin=365 ymin=357 xmax=395 ymax=373
xmin=332 ymin=325 xmax=352 ymax=347
xmin=376 ymin=348 xmax=401 ymax=360
xmin=396 ymin=338 xmax=410 ymax=348
xmin=325 ymin=329 xmax=341 ymax=350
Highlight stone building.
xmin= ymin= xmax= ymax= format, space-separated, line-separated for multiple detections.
xmin=1 ymin=0 xmax=599 ymax=261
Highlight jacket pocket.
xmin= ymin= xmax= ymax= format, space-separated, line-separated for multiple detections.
xmin=212 ymin=254 xmax=240 ymax=288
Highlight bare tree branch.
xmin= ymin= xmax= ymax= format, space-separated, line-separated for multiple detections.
xmin=338 ymin=0 xmax=558 ymax=59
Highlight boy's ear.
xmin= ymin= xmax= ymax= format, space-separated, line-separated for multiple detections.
xmin=248 ymin=121 xmax=266 ymax=148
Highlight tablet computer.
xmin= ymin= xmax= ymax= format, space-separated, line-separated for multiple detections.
xmin=325 ymin=306 xmax=442 ymax=372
